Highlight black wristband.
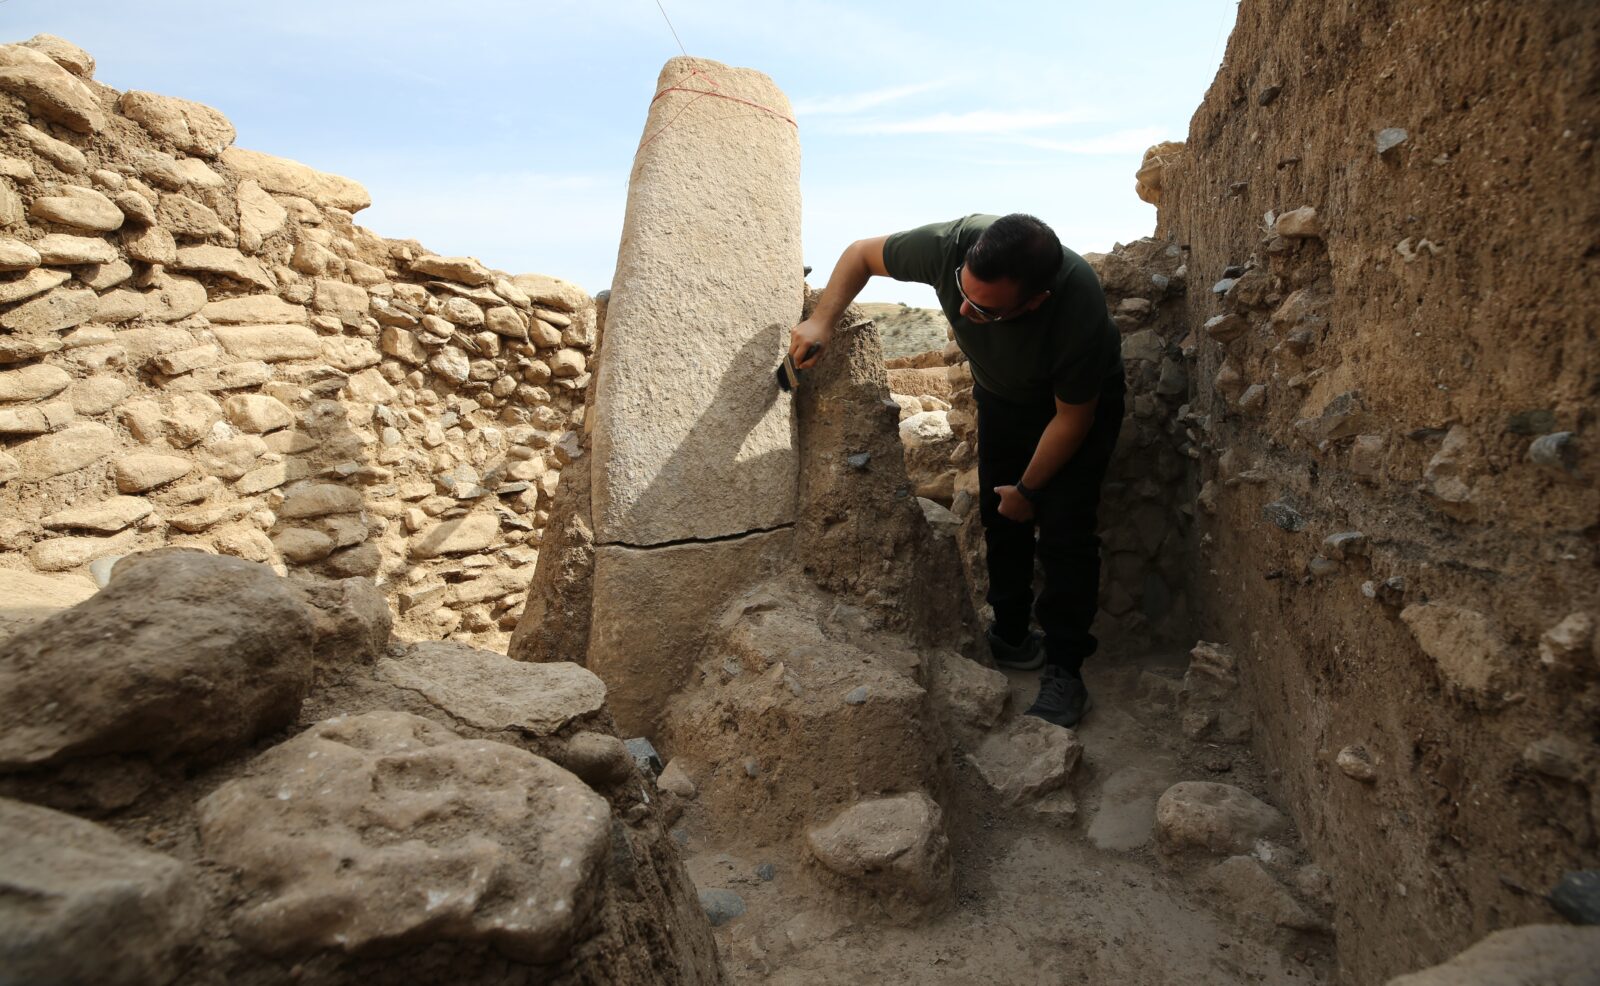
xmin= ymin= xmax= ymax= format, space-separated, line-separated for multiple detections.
xmin=1015 ymin=480 xmax=1043 ymax=504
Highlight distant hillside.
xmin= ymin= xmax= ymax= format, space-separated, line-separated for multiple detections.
xmin=857 ymin=303 xmax=948 ymax=359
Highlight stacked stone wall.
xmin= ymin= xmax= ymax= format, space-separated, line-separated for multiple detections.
xmin=0 ymin=33 xmax=594 ymax=649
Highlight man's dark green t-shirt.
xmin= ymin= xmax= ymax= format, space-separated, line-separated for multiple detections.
xmin=882 ymin=214 xmax=1124 ymax=407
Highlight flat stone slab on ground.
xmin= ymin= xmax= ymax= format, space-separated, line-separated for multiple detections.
xmin=806 ymin=792 xmax=952 ymax=903
xmin=1154 ymin=781 xmax=1287 ymax=856
xmin=377 ymin=641 xmax=605 ymax=735
xmin=966 ymin=715 xmax=1084 ymax=806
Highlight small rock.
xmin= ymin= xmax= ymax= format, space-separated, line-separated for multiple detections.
xmin=1549 ymin=871 xmax=1600 ymax=926
xmin=967 ymin=716 xmax=1083 ymax=805
xmin=1262 ymin=500 xmax=1306 ymax=532
xmin=1201 ymin=855 xmax=1320 ymax=932
xmin=698 ymin=888 xmax=745 ymax=927
xmin=1400 ymin=602 xmax=1506 ymax=693
xmin=1375 ymin=127 xmax=1409 ymax=155
xmin=1529 ymin=431 xmax=1579 ymax=477
xmin=1538 ymin=613 xmax=1596 ymax=671
xmin=755 ymin=863 xmax=776 ymax=882
xmin=1154 ymin=781 xmax=1286 ymax=855
xmin=805 ymin=792 xmax=952 ymax=904
xmin=1274 ymin=206 xmax=1323 ymax=238
xmin=657 ymin=758 xmax=697 ymax=798
xmin=844 ymin=685 xmax=870 ymax=705
xmin=1336 ymin=745 xmax=1378 ymax=783
xmin=1257 ymin=84 xmax=1282 ymax=106
xmin=1522 ymin=735 xmax=1589 ymax=782
xmin=625 ymin=737 xmax=664 ymax=777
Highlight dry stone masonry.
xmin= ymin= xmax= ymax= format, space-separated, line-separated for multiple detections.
xmin=0 ymin=32 xmax=593 ymax=651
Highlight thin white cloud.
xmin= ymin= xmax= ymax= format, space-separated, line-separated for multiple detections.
xmin=1017 ymin=127 xmax=1170 ymax=155
xmin=837 ymin=108 xmax=1104 ymax=136
xmin=791 ymin=81 xmax=948 ymax=116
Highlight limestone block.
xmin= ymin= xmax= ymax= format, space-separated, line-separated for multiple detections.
xmin=805 ymin=792 xmax=952 ymax=904
xmin=589 ymin=529 xmax=791 ymax=735
xmin=378 ymin=641 xmax=606 ymax=735
xmin=899 ymin=409 xmax=953 ymax=448
xmin=222 ymin=393 xmax=293 ymax=433
xmin=1275 ymin=206 xmax=1323 ymax=238
xmin=279 ymin=483 xmax=362 ymax=519
xmin=967 ymin=716 xmax=1084 ymax=806
xmin=439 ymin=295 xmax=485 ymax=327
xmin=485 ymin=305 xmax=527 ymax=338
xmin=0 ymin=364 xmax=71 ymax=402
xmin=112 ymin=189 xmax=156 ymax=226
xmin=312 ymin=277 xmax=367 ymax=315
xmin=29 ymin=186 xmax=123 ymax=232
xmin=592 ymin=56 xmax=801 ymax=545
xmin=0 ymin=236 xmax=42 ymax=270
xmin=0 ymin=798 xmax=205 ymax=986
xmin=201 ymin=294 xmax=306 ymax=324
xmin=529 ymin=317 xmax=563 ymax=347
xmin=380 ymin=325 xmax=427 ymax=365
xmin=273 ymin=527 xmax=333 ymax=564
xmin=344 ymin=366 xmax=395 ymax=402
xmin=212 ymin=324 xmax=322 ymax=362
xmin=122 ymin=224 xmax=178 ymax=264
xmin=220 ymin=146 xmax=371 ymax=212
xmin=17 ymin=123 xmax=88 ymax=172
xmin=511 ymin=272 xmax=589 ymax=313
xmin=0 ymin=552 xmax=315 ymax=768
xmin=116 ymin=90 xmax=235 ymax=157
xmin=66 ymin=373 xmax=126 ymax=416
xmin=0 ymin=269 xmax=70 ymax=306
xmin=1384 ymin=925 xmax=1600 ymax=985
xmin=1154 ymin=781 xmax=1286 ymax=855
xmin=32 ymin=234 xmax=116 ymax=265
xmin=411 ymin=254 xmax=493 ymax=285
xmin=114 ymin=452 xmax=192 ymax=492
xmin=325 ymin=543 xmax=381 ymax=578
xmin=1400 ymin=602 xmax=1506 ymax=693
xmin=156 ymin=193 xmax=225 ymax=239
xmin=0 ymin=44 xmax=104 ymax=132
xmin=0 ymin=286 xmax=98 ymax=333
xmin=30 ymin=531 xmax=138 ymax=572
xmin=429 ymin=347 xmax=470 ymax=384
xmin=410 ymin=511 xmax=499 ymax=558
xmin=236 ymin=180 xmax=287 ymax=253
xmin=197 ymin=711 xmax=609 ymax=960
xmin=550 ymin=348 xmax=586 ymax=378
xmin=10 ymin=422 xmax=115 ymax=478
xmin=149 ymin=344 xmax=221 ymax=376
xmin=0 ymin=569 xmax=97 ymax=638
xmin=173 ymin=159 xmax=224 ymax=189
xmin=170 ymin=245 xmax=273 ymax=289
xmin=42 ymin=496 xmax=152 ymax=532
xmin=18 ymin=34 xmax=95 ymax=78
xmin=322 ymin=337 xmax=382 ymax=372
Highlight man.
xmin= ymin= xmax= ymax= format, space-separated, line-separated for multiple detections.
xmin=789 ymin=213 xmax=1124 ymax=728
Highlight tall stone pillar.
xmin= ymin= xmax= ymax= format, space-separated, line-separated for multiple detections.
xmin=586 ymin=56 xmax=803 ymax=735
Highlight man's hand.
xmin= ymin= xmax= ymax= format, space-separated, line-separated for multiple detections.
xmin=995 ymin=485 xmax=1035 ymax=522
xmin=789 ymin=317 xmax=830 ymax=368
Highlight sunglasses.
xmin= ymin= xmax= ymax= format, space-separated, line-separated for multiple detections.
xmin=954 ymin=264 xmax=1012 ymax=322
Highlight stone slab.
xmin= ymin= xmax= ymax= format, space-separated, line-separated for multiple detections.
xmin=588 ymin=527 xmax=791 ymax=735
xmin=590 ymin=56 xmax=802 ymax=545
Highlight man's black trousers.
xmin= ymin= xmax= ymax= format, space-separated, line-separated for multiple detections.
xmin=975 ymin=383 xmax=1124 ymax=675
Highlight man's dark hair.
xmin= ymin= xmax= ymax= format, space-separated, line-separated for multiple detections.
xmin=964 ymin=213 xmax=1064 ymax=297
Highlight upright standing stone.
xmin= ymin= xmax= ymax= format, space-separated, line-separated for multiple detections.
xmin=591 ymin=56 xmax=802 ymax=546
xmin=582 ymin=57 xmax=803 ymax=735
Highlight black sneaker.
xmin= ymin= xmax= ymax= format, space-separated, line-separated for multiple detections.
xmin=1025 ymin=666 xmax=1092 ymax=728
xmin=986 ymin=626 xmax=1046 ymax=671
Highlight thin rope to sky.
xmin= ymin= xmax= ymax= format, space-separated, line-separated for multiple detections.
xmin=653 ymin=0 xmax=689 ymax=58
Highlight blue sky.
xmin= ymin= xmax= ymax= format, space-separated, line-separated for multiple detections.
xmin=5 ymin=1 xmax=1238 ymax=305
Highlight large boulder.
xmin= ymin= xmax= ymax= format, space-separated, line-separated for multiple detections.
xmin=219 ymin=147 xmax=371 ymax=212
xmin=0 ymin=551 xmax=315 ymax=769
xmin=0 ymin=797 xmax=204 ymax=986
xmin=0 ymin=43 xmax=104 ymax=132
xmin=197 ymin=711 xmax=611 ymax=962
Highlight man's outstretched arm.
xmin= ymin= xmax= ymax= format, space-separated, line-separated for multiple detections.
xmin=789 ymin=235 xmax=891 ymax=368
xmin=995 ymin=396 xmax=1098 ymax=522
